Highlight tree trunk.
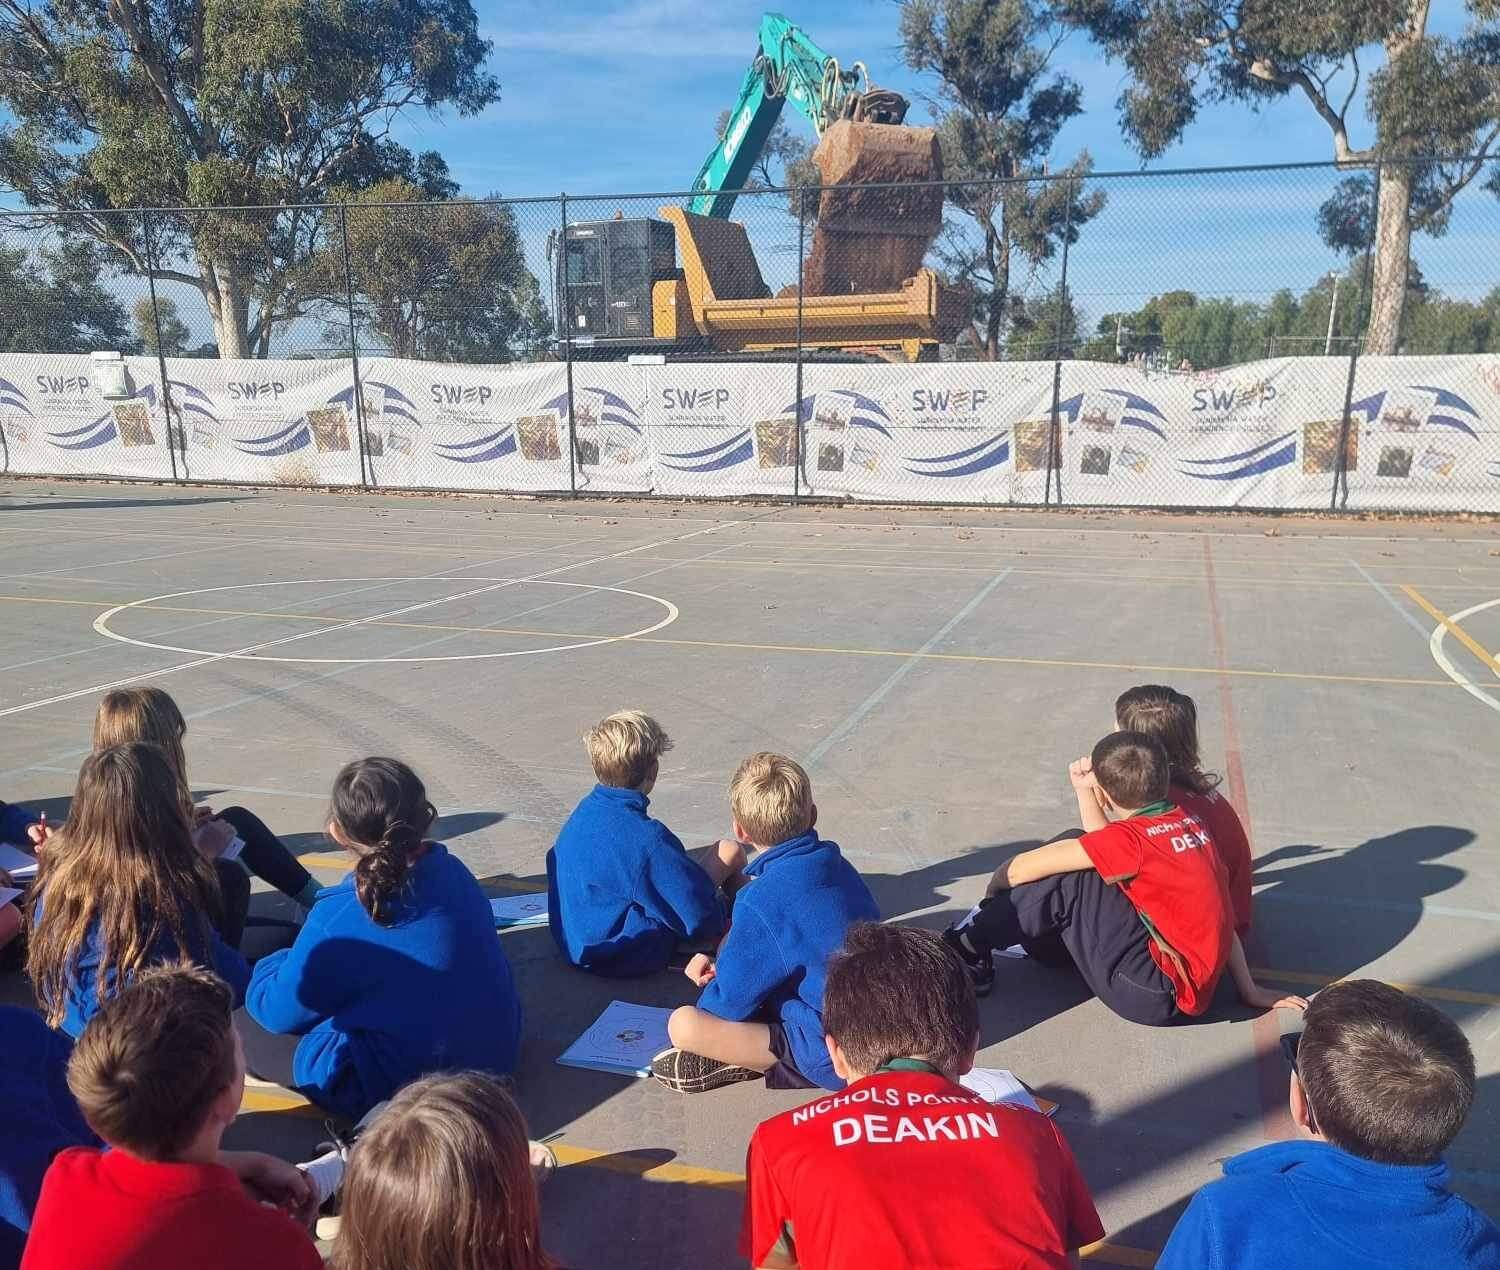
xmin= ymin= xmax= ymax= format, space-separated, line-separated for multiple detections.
xmin=196 ymin=252 xmax=253 ymax=358
xmin=1365 ymin=164 xmax=1414 ymax=356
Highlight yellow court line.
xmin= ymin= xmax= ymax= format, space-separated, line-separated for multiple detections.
xmin=1253 ymin=966 xmax=1500 ymax=1007
xmin=1402 ymin=585 xmax=1500 ymax=678
xmin=238 ymin=1087 xmax=323 ymax=1118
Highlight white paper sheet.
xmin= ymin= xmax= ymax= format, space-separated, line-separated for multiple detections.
xmin=557 ymin=1001 xmax=673 ymax=1078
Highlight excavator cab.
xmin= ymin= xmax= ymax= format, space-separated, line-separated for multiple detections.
xmin=558 ymin=219 xmax=677 ymax=342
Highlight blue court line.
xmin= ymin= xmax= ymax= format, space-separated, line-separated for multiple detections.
xmin=1348 ymin=558 xmax=1434 ymax=640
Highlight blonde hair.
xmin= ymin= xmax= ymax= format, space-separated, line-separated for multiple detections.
xmin=93 ymin=687 xmax=189 ymax=788
xmin=730 ymin=752 xmax=814 ymax=847
xmin=334 ymin=1072 xmax=554 ymax=1270
xmin=27 ymin=743 xmax=223 ymax=1029
xmin=583 ymin=710 xmax=672 ymax=788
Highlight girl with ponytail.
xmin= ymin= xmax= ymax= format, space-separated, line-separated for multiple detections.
xmin=243 ymin=758 xmax=522 ymax=1121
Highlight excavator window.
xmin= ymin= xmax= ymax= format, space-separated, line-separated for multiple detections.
xmin=564 ymin=238 xmax=602 ymax=286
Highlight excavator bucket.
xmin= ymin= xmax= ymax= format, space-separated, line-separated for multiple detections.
xmin=803 ymin=121 xmax=944 ymax=296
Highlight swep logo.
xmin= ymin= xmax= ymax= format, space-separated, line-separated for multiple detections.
xmin=661 ymin=387 xmax=731 ymax=411
xmin=910 ymin=387 xmax=990 ymax=414
xmin=1192 ymin=378 xmax=1277 ymax=412
xmin=34 ymin=374 xmax=91 ymax=396
xmin=430 ymin=384 xmax=493 ymax=406
xmin=225 ymin=380 xmax=286 ymax=401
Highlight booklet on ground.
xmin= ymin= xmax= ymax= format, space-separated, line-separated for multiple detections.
xmin=0 ymin=886 xmax=21 ymax=909
xmin=960 ymin=1068 xmax=1059 ymax=1117
xmin=490 ymin=894 xmax=549 ymax=928
xmin=557 ymin=1001 xmax=674 ymax=1078
xmin=0 ymin=844 xmax=39 ymax=880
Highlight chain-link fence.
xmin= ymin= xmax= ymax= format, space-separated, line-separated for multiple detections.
xmin=2 ymin=156 xmax=1497 ymax=512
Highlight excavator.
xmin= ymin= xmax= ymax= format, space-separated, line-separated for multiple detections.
xmin=555 ymin=12 xmax=961 ymax=361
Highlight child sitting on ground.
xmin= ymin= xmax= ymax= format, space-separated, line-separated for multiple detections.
xmin=945 ymin=732 xmax=1302 ymax=1024
xmin=548 ymin=711 xmax=744 ymax=976
xmin=332 ymin=1072 xmax=556 ymax=1270
xmin=0 ymin=798 xmax=46 ymax=957
xmin=1158 ymin=979 xmax=1500 ymax=1269
xmin=743 ymin=922 xmax=1104 ymax=1270
xmin=1114 ymin=685 xmax=1252 ymax=937
xmin=20 ymin=965 xmax=320 ymax=1270
xmin=244 ymin=757 xmax=523 ymax=1122
xmin=652 ymin=753 xmax=879 ymax=1094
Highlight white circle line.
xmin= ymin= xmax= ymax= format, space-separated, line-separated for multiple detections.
xmin=92 ymin=577 xmax=679 ymax=664
xmin=1425 ymin=595 xmax=1500 ymax=714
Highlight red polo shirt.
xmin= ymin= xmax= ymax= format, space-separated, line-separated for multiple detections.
xmin=1175 ymin=784 xmax=1252 ymax=937
xmin=21 ymin=1147 xmax=321 ymax=1270
xmin=742 ymin=1065 xmax=1103 ymax=1269
xmin=1081 ymin=803 xmax=1234 ymax=1015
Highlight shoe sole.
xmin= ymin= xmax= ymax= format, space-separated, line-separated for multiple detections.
xmin=650 ymin=1048 xmax=763 ymax=1095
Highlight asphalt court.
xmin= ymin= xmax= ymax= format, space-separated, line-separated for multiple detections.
xmin=1 ymin=479 xmax=1497 ymax=1267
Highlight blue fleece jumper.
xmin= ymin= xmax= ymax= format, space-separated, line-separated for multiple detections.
xmin=0 ymin=802 xmax=37 ymax=846
xmin=0 ymin=1009 xmax=96 ymax=1270
xmin=547 ymin=784 xmax=724 ymax=977
xmin=246 ymin=844 xmax=523 ymax=1122
xmin=31 ymin=895 xmax=249 ymax=1040
xmin=696 ymin=831 xmax=878 ymax=1091
xmin=1158 ymin=1140 xmax=1500 ymax=1270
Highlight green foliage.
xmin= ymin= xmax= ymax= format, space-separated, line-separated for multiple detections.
xmin=901 ymin=0 xmax=1105 ymax=359
xmin=133 ymin=297 xmax=191 ymax=356
xmin=0 ymin=238 xmax=134 ymax=354
xmin=0 ymin=0 xmax=498 ymax=357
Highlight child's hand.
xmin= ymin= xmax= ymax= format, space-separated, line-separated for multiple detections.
xmin=192 ymin=817 xmax=237 ymax=861
xmin=1241 ymin=985 xmax=1309 ymax=1012
xmin=26 ymin=815 xmax=51 ymax=848
xmin=1067 ymin=757 xmax=1096 ymax=792
xmin=193 ymin=804 xmax=216 ymax=826
xmin=220 ymin=1150 xmax=318 ymax=1225
xmin=684 ymin=953 xmax=716 ymax=987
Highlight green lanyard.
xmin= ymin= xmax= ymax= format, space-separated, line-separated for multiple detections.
xmin=876 ymin=1058 xmax=944 ymax=1076
xmin=1130 ymin=799 xmax=1176 ymax=819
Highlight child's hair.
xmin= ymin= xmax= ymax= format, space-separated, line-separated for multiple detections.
xmin=1090 ymin=731 xmax=1170 ymax=810
xmin=334 ymin=1071 xmax=553 ymax=1270
xmin=92 ymin=687 xmax=189 ymax=788
xmin=824 ymin=923 xmax=977 ymax=1077
xmin=583 ymin=710 xmax=672 ymax=788
xmin=331 ymin=757 xmax=437 ymax=926
xmin=27 ymin=743 xmax=224 ymax=1029
xmin=1297 ymin=979 xmax=1475 ymax=1165
xmin=1114 ymin=685 xmax=1220 ymax=796
xmin=67 ymin=964 xmax=237 ymax=1161
xmin=729 ymin=752 xmax=814 ymax=846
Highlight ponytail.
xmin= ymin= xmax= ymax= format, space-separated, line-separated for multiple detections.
xmin=329 ymin=758 xmax=436 ymax=926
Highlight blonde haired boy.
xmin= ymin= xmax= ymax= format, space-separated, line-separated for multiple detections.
xmin=652 ymin=753 xmax=880 ymax=1095
xmin=548 ymin=711 xmax=745 ymax=977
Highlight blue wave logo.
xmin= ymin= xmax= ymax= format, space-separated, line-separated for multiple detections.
xmin=1058 ymin=389 xmax=1169 ymax=439
xmin=434 ymin=426 xmax=518 ymax=463
xmin=545 ymin=387 xmax=644 ymax=435
xmin=905 ymin=433 xmax=1011 ymax=477
xmin=167 ymin=381 xmax=218 ymax=425
xmin=0 ymin=376 xmax=33 ymax=416
xmin=1350 ymin=387 xmax=1481 ymax=438
xmin=785 ymin=389 xmax=893 ymax=437
xmin=1178 ymin=431 xmax=1297 ymax=481
xmin=46 ymin=414 xmax=118 ymax=450
xmin=234 ymin=418 xmax=311 ymax=456
xmin=660 ymin=430 xmax=754 ymax=472
xmin=368 ymin=380 xmax=420 ymax=426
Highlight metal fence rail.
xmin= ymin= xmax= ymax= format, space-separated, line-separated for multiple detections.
xmin=1 ymin=155 xmax=1497 ymax=513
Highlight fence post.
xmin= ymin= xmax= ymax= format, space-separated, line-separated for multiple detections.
xmin=1331 ymin=160 xmax=1380 ymax=511
xmin=558 ymin=193 xmax=578 ymax=497
xmin=142 ymin=210 xmax=181 ymax=482
xmin=1044 ymin=176 xmax=1076 ymax=508
xmin=792 ymin=186 xmax=808 ymax=503
xmin=339 ymin=202 xmax=371 ymax=489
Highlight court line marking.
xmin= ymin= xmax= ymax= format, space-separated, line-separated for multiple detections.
xmin=91 ymin=578 xmax=679 ymax=665
xmin=0 ymin=539 xmax=241 ymax=583
xmin=1403 ymin=588 xmax=1500 ymax=715
xmin=1253 ymin=966 xmax=1500 ymax=1007
xmin=0 ymin=518 xmax=735 ymax=718
xmin=806 ymin=567 xmax=1012 ymax=769
xmin=1349 ymin=559 xmax=1436 ymax=641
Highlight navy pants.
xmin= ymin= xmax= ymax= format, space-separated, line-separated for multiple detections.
xmin=218 ymin=805 xmax=316 ymax=901
xmin=966 ymin=866 xmax=1178 ymax=1026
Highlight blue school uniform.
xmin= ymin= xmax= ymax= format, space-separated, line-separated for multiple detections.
xmin=30 ymin=895 xmax=249 ymax=1040
xmin=547 ymin=784 xmax=724 ymax=977
xmin=1158 ymin=1140 xmax=1500 ymax=1270
xmin=0 ymin=1009 xmax=96 ymax=1270
xmin=0 ymin=802 xmax=37 ymax=846
xmin=246 ymin=843 xmax=523 ymax=1121
xmin=696 ymin=831 xmax=878 ymax=1091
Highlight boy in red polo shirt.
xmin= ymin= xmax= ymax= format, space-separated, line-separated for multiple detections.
xmin=21 ymin=966 xmax=320 ymax=1270
xmin=945 ymin=732 xmax=1303 ymax=1024
xmin=743 ymin=922 xmax=1103 ymax=1269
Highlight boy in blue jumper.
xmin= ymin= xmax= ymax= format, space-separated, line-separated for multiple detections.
xmin=1159 ymin=979 xmax=1499 ymax=1270
xmin=651 ymin=752 xmax=880 ymax=1094
xmin=548 ymin=711 xmax=746 ymax=977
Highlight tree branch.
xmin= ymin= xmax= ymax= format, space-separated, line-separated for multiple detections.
xmin=105 ymin=0 xmax=211 ymax=157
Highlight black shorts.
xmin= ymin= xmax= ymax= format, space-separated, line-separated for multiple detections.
xmin=765 ymin=1021 xmax=819 ymax=1090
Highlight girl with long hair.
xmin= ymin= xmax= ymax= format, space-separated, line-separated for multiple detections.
xmin=93 ymin=688 xmax=323 ymax=931
xmin=27 ymin=742 xmax=250 ymax=1037
xmin=334 ymin=1073 xmax=554 ymax=1270
xmin=244 ymin=758 xmax=523 ymax=1121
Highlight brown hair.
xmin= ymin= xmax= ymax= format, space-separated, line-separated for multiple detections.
xmin=330 ymin=757 xmax=436 ymax=926
xmin=67 ymin=964 xmax=238 ymax=1160
xmin=583 ymin=710 xmax=672 ymax=789
xmin=93 ymin=687 xmax=190 ymax=789
xmin=1297 ymin=979 xmax=1475 ymax=1165
xmin=729 ymin=752 xmax=814 ymax=847
xmin=1114 ymin=685 xmax=1220 ymax=797
xmin=1091 ymin=731 xmax=1171 ymax=810
xmin=823 ymin=923 xmax=977 ymax=1078
xmin=27 ymin=743 xmax=224 ymax=1029
xmin=334 ymin=1072 xmax=554 ymax=1270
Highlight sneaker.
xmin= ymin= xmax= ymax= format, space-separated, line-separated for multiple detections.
xmin=943 ymin=925 xmax=995 ymax=997
xmin=650 ymin=1048 xmax=763 ymax=1094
